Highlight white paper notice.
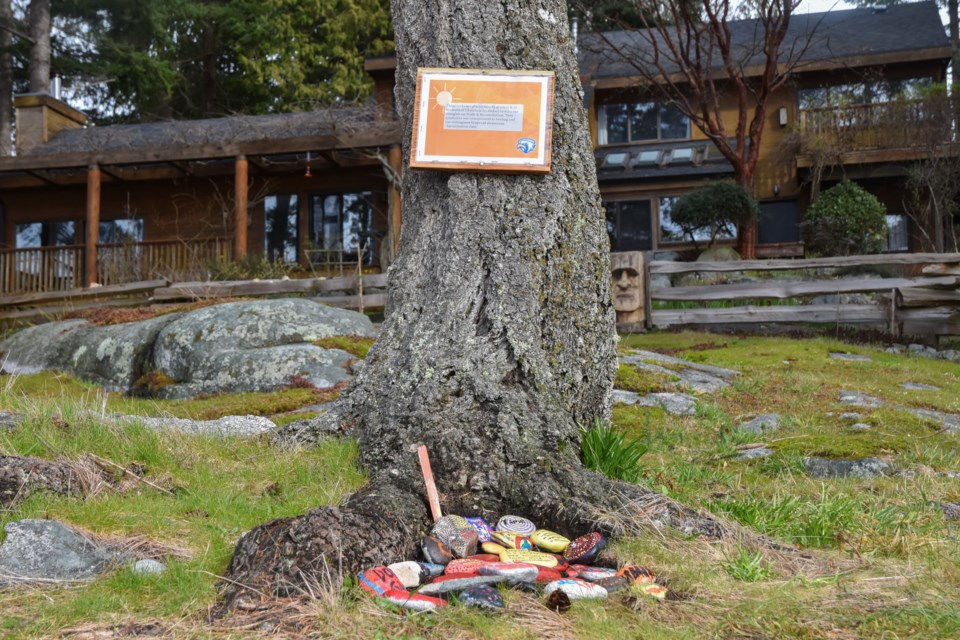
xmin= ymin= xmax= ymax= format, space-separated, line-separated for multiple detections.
xmin=443 ymin=103 xmax=524 ymax=132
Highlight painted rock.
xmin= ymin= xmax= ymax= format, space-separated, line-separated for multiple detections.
xmin=571 ymin=566 xmax=618 ymax=582
xmin=482 ymin=541 xmax=508 ymax=555
xmin=418 ymin=574 xmax=506 ymax=596
xmin=465 ymin=517 xmax=495 ymax=543
xmin=448 ymin=527 xmax=479 ymax=559
xmin=420 ymin=562 xmax=445 ymax=578
xmin=618 ymin=565 xmax=656 ymax=585
xmin=478 ymin=562 xmax=539 ymax=583
xmin=535 ymin=566 xmax=564 ymax=584
xmin=499 ymin=549 xmax=559 ymax=567
xmin=358 ymin=566 xmax=404 ymax=597
xmin=563 ymin=532 xmax=607 ymax=564
xmin=492 ymin=532 xmax=533 ymax=550
xmin=635 ymin=583 xmax=667 ymax=601
xmin=381 ymin=588 xmax=447 ymax=612
xmin=458 ymin=584 xmax=504 ymax=610
xmin=421 ymin=536 xmax=453 ymax=565
xmin=594 ymin=576 xmax=630 ymax=593
xmin=550 ymin=555 xmax=570 ymax=573
xmin=444 ymin=558 xmax=487 ymax=575
xmin=496 ymin=515 xmax=536 ymax=536
xmin=431 ymin=515 xmax=469 ymax=542
xmin=543 ymin=578 xmax=609 ymax=601
xmin=531 ymin=529 xmax=570 ymax=553
xmin=387 ymin=561 xmax=431 ymax=589
xmin=466 ymin=553 xmax=501 ymax=563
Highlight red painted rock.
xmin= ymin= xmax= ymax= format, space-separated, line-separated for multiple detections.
xmin=381 ymin=588 xmax=447 ymax=612
xmin=618 ymin=565 xmax=657 ymax=585
xmin=421 ymin=536 xmax=453 ymax=565
xmin=478 ymin=562 xmax=539 ymax=583
xmin=466 ymin=553 xmax=501 ymax=563
xmin=535 ymin=566 xmax=564 ymax=584
xmin=444 ymin=558 xmax=487 ymax=575
xmin=562 ymin=532 xmax=607 ymax=564
xmin=386 ymin=561 xmax=431 ymax=589
xmin=496 ymin=515 xmax=536 ymax=536
xmin=358 ymin=566 xmax=404 ymax=597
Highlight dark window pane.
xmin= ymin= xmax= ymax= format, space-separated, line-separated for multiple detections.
xmin=884 ymin=214 xmax=908 ymax=252
xmin=601 ymin=104 xmax=629 ymax=144
xmin=658 ymin=196 xmax=684 ymax=243
xmin=264 ymin=194 xmax=298 ymax=263
xmin=100 ymin=219 xmax=143 ymax=243
xmin=613 ymin=200 xmax=653 ymax=251
xmin=631 ymin=102 xmax=658 ymax=141
xmin=758 ymin=200 xmax=800 ymax=244
xmin=659 ymin=106 xmax=689 ymax=140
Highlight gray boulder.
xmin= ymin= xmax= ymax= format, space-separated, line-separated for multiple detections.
xmin=0 ymin=319 xmax=89 ymax=375
xmin=118 ymin=414 xmax=277 ymax=437
xmin=736 ymin=447 xmax=773 ymax=461
xmin=738 ymin=414 xmax=780 ymax=435
xmin=804 ymin=457 xmax=893 ymax=479
xmin=0 ymin=519 xmax=121 ymax=586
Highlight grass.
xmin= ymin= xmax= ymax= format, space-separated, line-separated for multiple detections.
xmin=2 ymin=329 xmax=960 ymax=638
xmin=580 ymin=418 xmax=648 ymax=482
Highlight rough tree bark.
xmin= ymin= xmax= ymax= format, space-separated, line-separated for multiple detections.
xmin=0 ymin=0 xmax=13 ymax=156
xmin=221 ymin=0 xmax=733 ymax=608
xmin=27 ymin=0 xmax=50 ymax=94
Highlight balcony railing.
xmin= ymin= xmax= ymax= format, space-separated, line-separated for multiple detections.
xmin=798 ymin=97 xmax=957 ymax=154
xmin=0 ymin=245 xmax=83 ymax=295
xmin=97 ymin=238 xmax=232 ymax=287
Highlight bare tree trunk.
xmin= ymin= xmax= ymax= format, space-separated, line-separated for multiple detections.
xmin=220 ymin=0 xmax=743 ymax=609
xmin=27 ymin=0 xmax=50 ymax=94
xmin=0 ymin=0 xmax=13 ymax=155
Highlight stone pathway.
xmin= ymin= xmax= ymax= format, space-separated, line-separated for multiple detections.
xmin=111 ymin=414 xmax=276 ymax=437
xmin=839 ymin=391 xmax=960 ymax=433
xmin=830 ymin=352 xmax=873 ymax=362
xmin=613 ymin=350 xmax=740 ymax=415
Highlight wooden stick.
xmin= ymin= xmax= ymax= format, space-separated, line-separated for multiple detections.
xmin=88 ymin=453 xmax=176 ymax=497
xmin=417 ymin=445 xmax=442 ymax=522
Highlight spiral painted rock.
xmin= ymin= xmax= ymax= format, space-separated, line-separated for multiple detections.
xmin=496 ymin=515 xmax=536 ymax=536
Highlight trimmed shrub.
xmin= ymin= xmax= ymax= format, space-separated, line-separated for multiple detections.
xmin=802 ymin=181 xmax=887 ymax=256
xmin=670 ymin=181 xmax=759 ymax=247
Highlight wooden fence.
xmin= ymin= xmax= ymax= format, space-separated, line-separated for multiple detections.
xmin=97 ymin=238 xmax=231 ymax=287
xmin=0 ymin=245 xmax=83 ymax=295
xmin=645 ymin=253 xmax=960 ymax=337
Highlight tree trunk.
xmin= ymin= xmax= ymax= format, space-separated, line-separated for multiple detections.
xmin=27 ymin=0 xmax=51 ymax=94
xmin=0 ymin=0 xmax=13 ymax=156
xmin=221 ymin=0 xmax=744 ymax=608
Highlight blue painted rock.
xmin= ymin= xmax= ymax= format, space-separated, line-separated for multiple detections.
xmin=381 ymin=588 xmax=447 ymax=612
xmin=358 ymin=566 xmax=404 ymax=596
xmin=386 ymin=561 xmax=432 ymax=589
xmin=496 ymin=515 xmax=536 ymax=536
xmin=531 ymin=529 xmax=570 ymax=553
xmin=570 ymin=565 xmax=618 ymax=582
xmin=482 ymin=541 xmax=508 ymax=555
xmin=562 ymin=532 xmax=607 ymax=564
xmin=618 ymin=565 xmax=656 ymax=584
xmin=465 ymin=517 xmax=495 ymax=543
xmin=458 ymin=584 xmax=504 ymax=610
xmin=421 ymin=536 xmax=453 ymax=565
xmin=492 ymin=532 xmax=533 ymax=550
xmin=543 ymin=578 xmax=608 ymax=600
xmin=447 ymin=527 xmax=479 ymax=559
xmin=418 ymin=574 xmax=506 ymax=596
xmin=499 ymin=549 xmax=558 ymax=567
xmin=594 ymin=576 xmax=630 ymax=593
xmin=444 ymin=558 xmax=487 ymax=575
xmin=478 ymin=562 xmax=539 ymax=583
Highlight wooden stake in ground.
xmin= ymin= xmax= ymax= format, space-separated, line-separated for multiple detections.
xmin=417 ymin=445 xmax=442 ymax=522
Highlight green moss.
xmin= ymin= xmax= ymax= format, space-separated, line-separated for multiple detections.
xmin=313 ymin=336 xmax=375 ymax=359
xmin=614 ymin=363 xmax=675 ymax=394
xmin=129 ymin=371 xmax=176 ymax=398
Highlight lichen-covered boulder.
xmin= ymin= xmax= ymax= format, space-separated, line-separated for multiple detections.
xmin=153 ymin=298 xmax=374 ymax=382
xmin=0 ymin=319 xmax=90 ymax=375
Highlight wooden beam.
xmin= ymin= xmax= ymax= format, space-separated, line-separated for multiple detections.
xmin=652 ymin=276 xmax=958 ymax=302
xmin=651 ymin=304 xmax=887 ymax=327
xmin=0 ymin=279 xmax=167 ymax=309
xmin=234 ymin=155 xmax=248 ymax=260
xmin=152 ymin=273 xmax=389 ymax=300
xmin=26 ymin=169 xmax=58 ymax=185
xmin=649 ymin=253 xmax=960 ymax=274
xmin=85 ymin=164 xmax=101 ymax=287
xmin=168 ymin=160 xmax=193 ymax=176
xmin=388 ymin=144 xmax=403 ymax=257
xmin=99 ymin=165 xmax=124 ymax=181
xmin=0 ymin=126 xmax=402 ymax=173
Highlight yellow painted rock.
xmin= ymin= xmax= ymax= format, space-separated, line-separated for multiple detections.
xmin=498 ymin=549 xmax=559 ymax=567
xmin=492 ymin=532 xmax=533 ymax=550
xmin=531 ymin=529 xmax=570 ymax=553
xmin=482 ymin=541 xmax=507 ymax=555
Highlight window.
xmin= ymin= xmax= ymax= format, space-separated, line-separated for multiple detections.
xmin=308 ymin=192 xmax=375 ymax=265
xmin=598 ymin=102 xmax=690 ymax=144
xmin=264 ymin=194 xmax=299 ymax=263
xmin=799 ymin=78 xmax=932 ymax=110
xmin=604 ymin=200 xmax=653 ymax=251
xmin=758 ymin=201 xmax=800 ymax=244
xmin=15 ymin=221 xmax=77 ymax=248
xmin=884 ymin=214 xmax=909 ymax=252
xmin=99 ymin=219 xmax=144 ymax=243
xmin=658 ymin=195 xmax=735 ymax=245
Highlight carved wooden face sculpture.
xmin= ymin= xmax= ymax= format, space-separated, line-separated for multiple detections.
xmin=610 ymin=252 xmax=643 ymax=313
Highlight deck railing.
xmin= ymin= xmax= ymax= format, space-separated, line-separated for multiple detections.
xmin=96 ymin=238 xmax=232 ymax=287
xmin=0 ymin=245 xmax=83 ymax=295
xmin=798 ymin=97 xmax=956 ymax=153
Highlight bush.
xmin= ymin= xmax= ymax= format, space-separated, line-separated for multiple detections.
xmin=580 ymin=418 xmax=648 ymax=483
xmin=208 ymin=254 xmax=297 ymax=281
xmin=801 ymin=181 xmax=887 ymax=256
xmin=670 ymin=181 xmax=758 ymax=248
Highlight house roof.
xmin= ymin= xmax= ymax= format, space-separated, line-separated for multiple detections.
xmin=580 ymin=2 xmax=951 ymax=83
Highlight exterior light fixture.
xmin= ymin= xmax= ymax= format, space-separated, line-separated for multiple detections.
xmin=778 ymin=107 xmax=788 ymax=127
xmin=305 ymin=151 xmax=313 ymax=178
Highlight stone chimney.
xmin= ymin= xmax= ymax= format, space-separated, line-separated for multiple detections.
xmin=14 ymin=93 xmax=87 ymax=154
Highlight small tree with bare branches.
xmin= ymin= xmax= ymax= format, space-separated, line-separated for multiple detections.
xmin=579 ymin=0 xmax=818 ymax=258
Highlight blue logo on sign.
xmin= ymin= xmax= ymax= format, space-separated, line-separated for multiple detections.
xmin=516 ymin=137 xmax=537 ymax=154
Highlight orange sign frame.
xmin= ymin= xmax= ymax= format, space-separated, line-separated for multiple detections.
xmin=410 ymin=68 xmax=555 ymax=174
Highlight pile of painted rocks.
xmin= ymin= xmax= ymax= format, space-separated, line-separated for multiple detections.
xmin=358 ymin=514 xmax=665 ymax=612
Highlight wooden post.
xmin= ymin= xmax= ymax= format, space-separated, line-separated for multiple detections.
xmin=388 ymin=145 xmax=403 ymax=257
xmin=234 ymin=155 xmax=249 ymax=260
xmin=85 ymin=163 xmax=100 ymax=286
